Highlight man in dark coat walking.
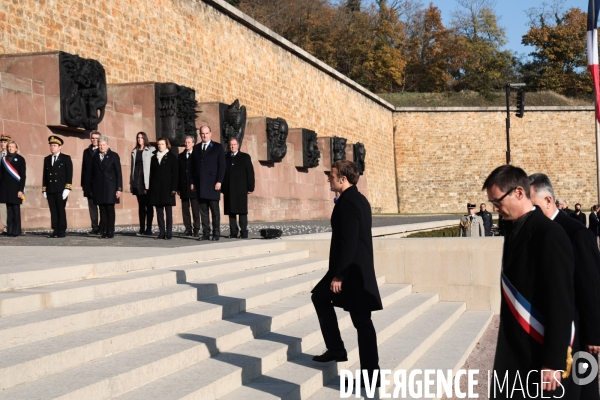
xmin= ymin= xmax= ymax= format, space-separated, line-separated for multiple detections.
xmin=81 ymin=131 xmax=100 ymax=235
xmin=178 ymin=135 xmax=199 ymax=237
xmin=90 ymin=136 xmax=122 ymax=239
xmin=476 ymin=203 xmax=493 ymax=236
xmin=223 ymin=138 xmax=255 ymax=239
xmin=530 ymin=173 xmax=600 ymax=399
xmin=43 ymin=135 xmax=73 ymax=238
xmin=483 ymin=165 xmax=574 ymax=399
xmin=311 ymin=160 xmax=382 ymax=385
xmin=190 ymin=125 xmax=226 ymax=241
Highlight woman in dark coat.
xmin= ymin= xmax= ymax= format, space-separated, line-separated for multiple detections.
xmin=130 ymin=132 xmax=155 ymax=236
xmin=0 ymin=141 xmax=26 ymax=237
xmin=90 ymin=136 xmax=123 ymax=239
xmin=149 ymin=137 xmax=178 ymax=240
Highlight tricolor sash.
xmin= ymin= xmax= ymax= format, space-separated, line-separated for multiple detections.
xmin=1 ymin=157 xmax=20 ymax=182
xmin=501 ymin=272 xmax=576 ymax=347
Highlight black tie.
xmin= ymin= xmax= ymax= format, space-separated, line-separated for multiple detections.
xmin=52 ymin=155 xmax=57 ymax=166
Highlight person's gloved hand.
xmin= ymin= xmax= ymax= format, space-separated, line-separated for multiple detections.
xmin=43 ymin=192 xmax=47 ymax=199
xmin=62 ymin=189 xmax=70 ymax=200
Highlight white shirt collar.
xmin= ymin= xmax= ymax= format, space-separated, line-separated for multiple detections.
xmin=232 ymin=151 xmax=238 ymax=156
xmin=52 ymin=152 xmax=61 ymax=158
xmin=550 ymin=209 xmax=560 ymax=221
xmin=202 ymin=141 xmax=211 ymax=148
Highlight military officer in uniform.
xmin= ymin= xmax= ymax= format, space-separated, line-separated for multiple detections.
xmin=43 ymin=135 xmax=73 ymax=238
xmin=459 ymin=203 xmax=484 ymax=237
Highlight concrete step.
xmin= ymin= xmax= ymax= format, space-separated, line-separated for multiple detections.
xmin=403 ymin=311 xmax=493 ymax=400
xmin=0 ymin=249 xmax=310 ymax=317
xmin=307 ymin=301 xmax=467 ymax=399
xmin=117 ymin=287 xmax=431 ymax=400
xmin=0 ymin=240 xmax=289 ymax=292
xmin=0 ymin=258 xmax=326 ymax=352
xmin=0 ymin=265 xmax=338 ymax=392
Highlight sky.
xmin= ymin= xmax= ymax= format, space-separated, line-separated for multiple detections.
xmin=367 ymin=0 xmax=587 ymax=57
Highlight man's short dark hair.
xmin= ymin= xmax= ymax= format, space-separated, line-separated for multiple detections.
xmin=528 ymin=173 xmax=555 ymax=201
xmin=332 ymin=160 xmax=359 ymax=185
xmin=575 ymin=203 xmax=581 ymax=207
xmin=482 ymin=165 xmax=530 ymax=198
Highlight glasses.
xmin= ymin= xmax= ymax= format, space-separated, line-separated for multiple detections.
xmin=489 ymin=187 xmax=516 ymax=207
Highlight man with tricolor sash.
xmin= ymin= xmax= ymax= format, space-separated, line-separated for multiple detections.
xmin=483 ymin=165 xmax=575 ymax=399
xmin=0 ymin=134 xmax=10 ymax=235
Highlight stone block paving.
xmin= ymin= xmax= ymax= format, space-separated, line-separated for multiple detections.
xmin=0 ymin=215 xmax=460 ymax=248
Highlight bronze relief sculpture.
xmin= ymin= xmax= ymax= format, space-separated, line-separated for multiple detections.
xmin=155 ymin=83 xmax=198 ymax=147
xmin=59 ymin=51 xmax=107 ymax=130
xmin=266 ymin=117 xmax=288 ymax=162
xmin=354 ymin=142 xmax=366 ymax=175
xmin=222 ymin=99 xmax=247 ymax=148
xmin=302 ymin=129 xmax=320 ymax=168
xmin=331 ymin=137 xmax=347 ymax=162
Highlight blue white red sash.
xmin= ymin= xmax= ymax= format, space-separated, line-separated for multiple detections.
xmin=1 ymin=157 xmax=20 ymax=182
xmin=501 ymin=271 xmax=576 ymax=347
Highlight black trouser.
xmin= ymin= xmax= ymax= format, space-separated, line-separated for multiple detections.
xmin=86 ymin=197 xmax=100 ymax=231
xmin=198 ymin=199 xmax=220 ymax=236
xmin=99 ymin=204 xmax=115 ymax=234
xmin=155 ymin=205 xmax=172 ymax=236
xmin=311 ymin=282 xmax=379 ymax=378
xmin=47 ymin=192 xmax=67 ymax=234
xmin=136 ymin=194 xmax=154 ymax=232
xmin=229 ymin=214 xmax=248 ymax=237
xmin=181 ymin=198 xmax=200 ymax=233
xmin=6 ymin=203 xmax=20 ymax=236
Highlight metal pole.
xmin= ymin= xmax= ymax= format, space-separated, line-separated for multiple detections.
xmin=596 ymin=115 xmax=600 ymax=204
xmin=505 ymin=85 xmax=511 ymax=164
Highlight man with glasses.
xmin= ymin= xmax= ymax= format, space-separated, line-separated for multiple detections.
xmin=81 ymin=131 xmax=101 ymax=235
xmin=458 ymin=203 xmax=484 ymax=237
xmin=482 ymin=165 xmax=575 ymax=397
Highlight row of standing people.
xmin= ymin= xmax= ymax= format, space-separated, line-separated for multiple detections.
xmin=0 ymin=125 xmax=255 ymax=239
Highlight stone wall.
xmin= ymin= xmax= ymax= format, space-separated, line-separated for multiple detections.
xmin=0 ymin=0 xmax=397 ymax=218
xmin=394 ymin=107 xmax=599 ymax=213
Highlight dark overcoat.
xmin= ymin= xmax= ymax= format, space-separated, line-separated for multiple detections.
xmin=493 ymin=207 xmax=574 ymax=398
xmin=149 ymin=150 xmax=178 ymax=207
xmin=223 ymin=151 xmax=255 ymax=215
xmin=312 ymin=185 xmax=382 ymax=313
xmin=0 ymin=153 xmax=26 ymax=204
xmin=554 ymin=211 xmax=600 ymax=346
xmin=190 ymin=141 xmax=226 ymax=201
xmin=81 ymin=145 xmax=96 ymax=197
xmin=177 ymin=150 xmax=196 ymax=199
xmin=43 ymin=153 xmax=73 ymax=194
xmin=90 ymin=149 xmax=122 ymax=205
xmin=589 ymin=212 xmax=599 ymax=237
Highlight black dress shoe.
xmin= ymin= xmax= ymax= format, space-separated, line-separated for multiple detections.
xmin=312 ymin=349 xmax=348 ymax=363
xmin=182 ymin=230 xmax=192 ymax=237
xmin=56 ymin=233 xmax=66 ymax=238
xmin=165 ymin=234 xmax=172 ymax=240
xmin=211 ymin=236 xmax=220 ymax=241
xmin=143 ymin=230 xmax=153 ymax=236
xmin=193 ymin=230 xmax=199 ymax=237
xmin=229 ymin=233 xmax=239 ymax=239
xmin=156 ymin=233 xmax=165 ymax=240
xmin=47 ymin=232 xmax=58 ymax=238
xmin=240 ymin=232 xmax=248 ymax=239
xmin=198 ymin=235 xmax=210 ymax=241
xmin=100 ymin=233 xmax=108 ymax=239
xmin=107 ymin=233 xmax=114 ymax=239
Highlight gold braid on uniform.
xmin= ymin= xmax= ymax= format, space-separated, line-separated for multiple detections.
xmin=460 ymin=219 xmax=471 ymax=229
xmin=65 ymin=183 xmax=72 ymax=189
xmin=42 ymin=186 xmax=46 ymax=192
xmin=562 ymin=346 xmax=573 ymax=378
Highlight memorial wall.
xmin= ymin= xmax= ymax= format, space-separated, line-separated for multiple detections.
xmin=1 ymin=0 xmax=599 ymax=229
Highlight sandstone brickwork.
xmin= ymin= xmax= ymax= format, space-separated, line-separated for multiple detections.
xmin=394 ymin=108 xmax=598 ymax=213
xmin=0 ymin=0 xmax=397 ymax=217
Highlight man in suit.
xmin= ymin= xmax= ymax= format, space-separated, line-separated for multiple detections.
xmin=0 ymin=134 xmax=11 ymax=235
xmin=223 ymin=138 xmax=255 ymax=239
xmin=42 ymin=135 xmax=73 ymax=238
xmin=311 ymin=160 xmax=382 ymax=386
xmin=483 ymin=165 xmax=574 ymax=398
xmin=90 ymin=135 xmax=122 ymax=239
xmin=178 ymin=135 xmax=199 ymax=237
xmin=571 ymin=203 xmax=587 ymax=226
xmin=529 ymin=173 xmax=600 ymax=399
xmin=476 ymin=202 xmax=493 ymax=236
xmin=190 ymin=125 xmax=225 ymax=241
xmin=81 ymin=131 xmax=101 ymax=235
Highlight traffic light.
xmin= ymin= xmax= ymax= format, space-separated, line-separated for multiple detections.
xmin=516 ymin=89 xmax=525 ymax=118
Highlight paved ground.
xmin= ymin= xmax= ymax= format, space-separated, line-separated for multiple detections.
xmin=1 ymin=214 xmax=461 ymax=247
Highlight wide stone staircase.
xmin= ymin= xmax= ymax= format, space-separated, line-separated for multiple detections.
xmin=0 ymin=240 xmax=492 ymax=399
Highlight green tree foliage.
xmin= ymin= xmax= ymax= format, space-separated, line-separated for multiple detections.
xmin=451 ymin=0 xmax=518 ymax=93
xmin=521 ymin=5 xmax=590 ymax=97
